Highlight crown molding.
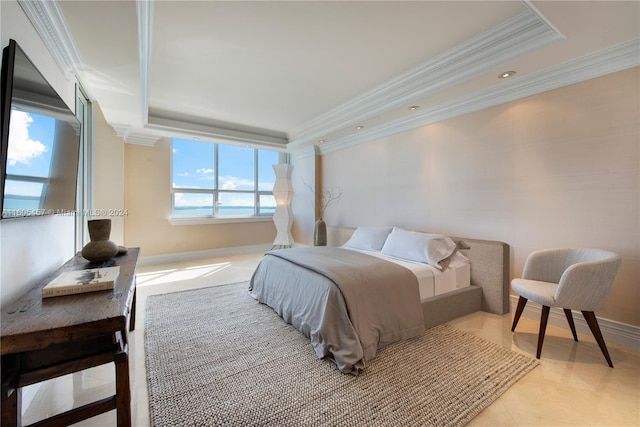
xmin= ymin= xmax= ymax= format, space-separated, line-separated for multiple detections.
xmin=23 ymin=0 xmax=637 ymax=157
xmin=289 ymin=145 xmax=317 ymax=161
xmin=112 ymin=124 xmax=161 ymax=146
xmin=17 ymin=0 xmax=83 ymax=79
xmin=145 ymin=110 xmax=289 ymax=148
xmin=137 ymin=0 xmax=153 ymax=125
xmin=287 ymin=6 xmax=565 ymax=149
xmin=125 ymin=132 xmax=163 ymax=146
xmin=309 ymin=38 xmax=640 ymax=157
xmin=112 ymin=117 xmax=290 ymax=150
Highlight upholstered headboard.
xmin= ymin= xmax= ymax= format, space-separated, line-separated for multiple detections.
xmin=326 ymin=226 xmax=510 ymax=316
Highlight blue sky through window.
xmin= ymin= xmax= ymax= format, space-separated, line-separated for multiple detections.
xmin=172 ymin=138 xmax=215 ymax=190
xmin=6 ymin=110 xmax=54 ymax=179
xmin=4 ymin=111 xmax=54 ymax=204
xmin=172 ymin=138 xmax=279 ymax=216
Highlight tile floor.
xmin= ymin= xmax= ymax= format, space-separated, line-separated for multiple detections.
xmin=20 ymin=253 xmax=640 ymax=426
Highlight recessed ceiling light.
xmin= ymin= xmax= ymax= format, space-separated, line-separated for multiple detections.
xmin=498 ymin=71 xmax=516 ymax=79
xmin=318 ymin=139 xmax=326 ymax=144
xmin=408 ymin=106 xmax=420 ymax=111
xmin=355 ymin=126 xmax=364 ymax=130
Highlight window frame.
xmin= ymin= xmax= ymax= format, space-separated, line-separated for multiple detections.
xmin=75 ymin=84 xmax=92 ymax=250
xmin=170 ymin=139 xmax=279 ymax=225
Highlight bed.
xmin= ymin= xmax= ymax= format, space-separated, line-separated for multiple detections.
xmin=249 ymin=226 xmax=509 ymax=374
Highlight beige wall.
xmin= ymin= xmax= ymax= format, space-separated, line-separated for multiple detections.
xmin=91 ymin=103 xmax=125 ymax=245
xmin=123 ymin=138 xmax=276 ymax=256
xmin=290 ymin=150 xmax=317 ymax=245
xmin=299 ymin=68 xmax=639 ymax=326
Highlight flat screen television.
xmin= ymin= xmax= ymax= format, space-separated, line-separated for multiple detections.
xmin=1 ymin=39 xmax=81 ymax=219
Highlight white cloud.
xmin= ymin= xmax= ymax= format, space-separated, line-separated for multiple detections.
xmin=194 ymin=168 xmax=215 ymax=182
xmin=219 ymin=175 xmax=254 ymax=190
xmin=258 ymin=181 xmax=275 ymax=191
xmin=174 ymin=193 xmax=212 ymax=207
xmin=220 ymin=193 xmax=254 ymax=207
xmin=7 ymin=111 xmax=47 ymax=166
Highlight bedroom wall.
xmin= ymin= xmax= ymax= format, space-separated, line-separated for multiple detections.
xmin=294 ymin=67 xmax=639 ymax=327
xmin=91 ymin=103 xmax=125 ymax=245
xmin=123 ymin=138 xmax=276 ymax=257
xmin=0 ymin=0 xmax=78 ymax=308
xmin=290 ymin=148 xmax=317 ymax=245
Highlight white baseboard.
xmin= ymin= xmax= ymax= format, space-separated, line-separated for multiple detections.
xmin=509 ymin=295 xmax=640 ymax=352
xmin=138 ymin=243 xmax=272 ymax=266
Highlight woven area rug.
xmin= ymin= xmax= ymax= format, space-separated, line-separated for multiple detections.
xmin=145 ymin=282 xmax=538 ymax=427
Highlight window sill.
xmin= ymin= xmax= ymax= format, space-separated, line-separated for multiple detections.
xmin=168 ymin=216 xmax=273 ymax=226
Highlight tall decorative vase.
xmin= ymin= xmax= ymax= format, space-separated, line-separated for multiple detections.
xmin=271 ymin=164 xmax=294 ymax=249
xmin=81 ymin=219 xmax=119 ymax=262
xmin=314 ymin=218 xmax=327 ymax=246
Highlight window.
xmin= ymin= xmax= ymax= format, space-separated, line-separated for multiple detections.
xmin=76 ymin=84 xmax=92 ymax=250
xmin=171 ymin=138 xmax=279 ymax=219
xmin=4 ymin=112 xmax=56 ymax=212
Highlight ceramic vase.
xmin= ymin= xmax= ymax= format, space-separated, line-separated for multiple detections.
xmin=81 ymin=219 xmax=119 ymax=262
xmin=314 ymin=218 xmax=327 ymax=246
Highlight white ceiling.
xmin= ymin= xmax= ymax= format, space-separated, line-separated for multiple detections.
xmin=23 ymin=1 xmax=640 ymax=153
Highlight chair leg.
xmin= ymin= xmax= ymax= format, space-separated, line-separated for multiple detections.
xmin=511 ymin=296 xmax=528 ymax=332
xmin=582 ymin=311 xmax=614 ymax=368
xmin=563 ymin=309 xmax=578 ymax=342
xmin=536 ymin=306 xmax=550 ymax=359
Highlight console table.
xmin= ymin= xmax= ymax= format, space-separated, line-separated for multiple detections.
xmin=1 ymin=247 xmax=139 ymax=427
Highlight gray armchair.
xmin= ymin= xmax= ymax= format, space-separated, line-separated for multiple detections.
xmin=511 ymin=248 xmax=621 ymax=367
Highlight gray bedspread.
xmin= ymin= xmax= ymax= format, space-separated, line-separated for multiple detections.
xmin=249 ymin=247 xmax=424 ymax=374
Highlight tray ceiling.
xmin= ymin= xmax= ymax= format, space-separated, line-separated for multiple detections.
xmin=20 ymin=1 xmax=640 ymax=153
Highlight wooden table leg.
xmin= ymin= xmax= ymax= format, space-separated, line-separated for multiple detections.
xmin=2 ymin=355 xmax=21 ymax=427
xmin=129 ymin=287 xmax=137 ymax=332
xmin=1 ymin=385 xmax=21 ymax=427
xmin=114 ymin=346 xmax=131 ymax=427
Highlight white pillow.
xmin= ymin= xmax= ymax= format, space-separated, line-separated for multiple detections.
xmin=380 ymin=227 xmax=457 ymax=268
xmin=342 ymin=226 xmax=393 ymax=252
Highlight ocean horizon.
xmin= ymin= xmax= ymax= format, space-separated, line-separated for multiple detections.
xmin=174 ymin=206 xmax=275 ymax=216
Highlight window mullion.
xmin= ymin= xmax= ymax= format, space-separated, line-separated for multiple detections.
xmin=214 ymin=144 xmax=219 ymax=216
xmin=254 ymin=149 xmax=259 ymax=216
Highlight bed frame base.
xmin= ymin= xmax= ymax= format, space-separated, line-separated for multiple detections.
xmin=326 ymin=226 xmax=510 ymax=328
xmin=422 ymin=286 xmax=482 ymax=328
